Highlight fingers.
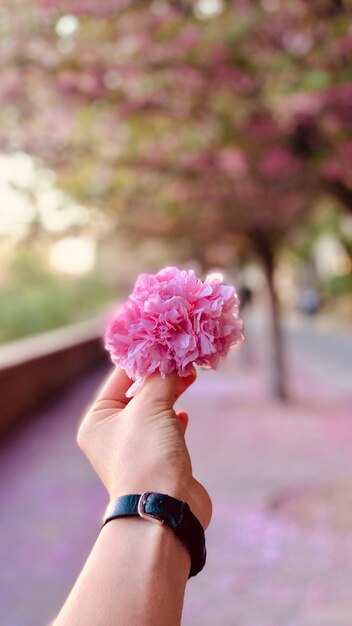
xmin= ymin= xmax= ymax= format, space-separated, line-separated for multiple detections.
xmin=91 ymin=366 xmax=133 ymax=412
xmin=133 ymin=367 xmax=197 ymax=410
xmin=176 ymin=410 xmax=189 ymax=432
xmin=174 ymin=368 xmax=197 ymax=402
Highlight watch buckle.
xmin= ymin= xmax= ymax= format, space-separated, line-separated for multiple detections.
xmin=138 ymin=492 xmax=164 ymax=525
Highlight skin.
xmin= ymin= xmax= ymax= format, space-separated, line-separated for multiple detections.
xmin=54 ymin=366 xmax=212 ymax=626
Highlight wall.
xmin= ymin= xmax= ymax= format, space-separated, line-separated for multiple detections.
xmin=0 ymin=317 xmax=108 ymax=440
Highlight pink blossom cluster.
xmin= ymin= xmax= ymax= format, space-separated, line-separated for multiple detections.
xmin=105 ymin=266 xmax=244 ymax=396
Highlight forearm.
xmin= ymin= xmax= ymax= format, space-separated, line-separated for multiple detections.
xmin=54 ymin=517 xmax=190 ymax=626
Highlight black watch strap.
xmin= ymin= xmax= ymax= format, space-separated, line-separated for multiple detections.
xmin=102 ymin=492 xmax=206 ymax=578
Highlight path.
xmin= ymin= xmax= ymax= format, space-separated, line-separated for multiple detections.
xmin=287 ymin=315 xmax=352 ymax=394
xmin=1 ymin=318 xmax=352 ymax=626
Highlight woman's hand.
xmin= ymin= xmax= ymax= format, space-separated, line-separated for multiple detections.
xmin=77 ymin=367 xmax=212 ymax=530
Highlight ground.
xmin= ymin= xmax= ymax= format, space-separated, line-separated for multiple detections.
xmin=0 ymin=315 xmax=352 ymax=626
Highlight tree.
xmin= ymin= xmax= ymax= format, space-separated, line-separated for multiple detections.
xmin=1 ymin=0 xmax=351 ymax=398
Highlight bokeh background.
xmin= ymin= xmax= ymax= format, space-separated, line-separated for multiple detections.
xmin=1 ymin=1 xmax=352 ymax=625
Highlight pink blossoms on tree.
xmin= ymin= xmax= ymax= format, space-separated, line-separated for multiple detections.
xmin=105 ymin=266 xmax=244 ymax=396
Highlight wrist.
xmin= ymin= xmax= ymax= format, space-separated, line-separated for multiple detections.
xmin=101 ymin=516 xmax=191 ymax=581
xmin=108 ymin=481 xmax=190 ymax=509
xmin=107 ymin=477 xmax=211 ymax=531
xmin=102 ymin=491 xmax=207 ymax=578
xmin=107 ymin=471 xmax=192 ymax=509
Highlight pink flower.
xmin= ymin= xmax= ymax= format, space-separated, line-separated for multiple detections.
xmin=218 ymin=147 xmax=248 ymax=178
xmin=105 ymin=266 xmax=244 ymax=396
xmin=258 ymin=146 xmax=300 ymax=178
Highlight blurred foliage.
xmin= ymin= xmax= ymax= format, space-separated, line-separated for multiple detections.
xmin=325 ymin=271 xmax=352 ymax=297
xmin=0 ymin=251 xmax=116 ymax=343
xmin=1 ymin=0 xmax=352 ymax=249
xmin=292 ymin=202 xmax=341 ymax=261
xmin=1 ymin=0 xmax=352 ymax=396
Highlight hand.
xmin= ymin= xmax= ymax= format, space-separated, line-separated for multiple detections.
xmin=77 ymin=367 xmax=212 ymax=530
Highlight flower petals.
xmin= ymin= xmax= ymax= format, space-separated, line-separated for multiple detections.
xmin=105 ymin=266 xmax=244 ymax=396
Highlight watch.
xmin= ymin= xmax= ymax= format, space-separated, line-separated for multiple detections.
xmin=102 ymin=491 xmax=206 ymax=578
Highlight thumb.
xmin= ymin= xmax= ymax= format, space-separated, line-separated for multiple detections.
xmin=132 ymin=371 xmax=178 ymax=412
xmin=132 ymin=368 xmax=196 ymax=412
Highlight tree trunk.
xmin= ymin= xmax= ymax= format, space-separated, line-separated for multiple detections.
xmin=253 ymin=237 xmax=288 ymax=401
